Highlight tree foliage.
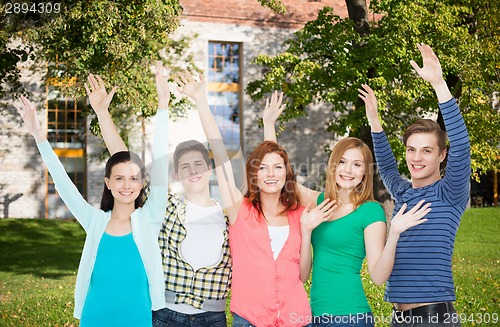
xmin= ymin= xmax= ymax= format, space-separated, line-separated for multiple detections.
xmin=2 ymin=0 xmax=198 ymax=148
xmin=247 ymin=0 xmax=500 ymax=178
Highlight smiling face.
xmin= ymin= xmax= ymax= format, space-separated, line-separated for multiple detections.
xmin=335 ymin=147 xmax=366 ymax=191
xmin=405 ymin=132 xmax=447 ymax=188
xmin=104 ymin=161 xmax=143 ymax=206
xmin=175 ymin=150 xmax=211 ymax=194
xmin=256 ymin=152 xmax=287 ymax=194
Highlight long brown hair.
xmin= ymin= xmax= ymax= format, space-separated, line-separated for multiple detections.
xmin=245 ymin=141 xmax=301 ymax=218
xmin=325 ymin=137 xmax=374 ymax=209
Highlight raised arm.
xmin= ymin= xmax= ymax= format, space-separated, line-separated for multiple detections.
xmin=411 ymin=43 xmax=470 ymax=204
xmin=262 ymin=91 xmax=285 ymax=142
xmin=141 ymin=62 xmax=170 ymax=223
xmin=365 ymin=200 xmax=431 ymax=285
xmin=85 ymin=74 xmax=127 ymax=154
xmin=175 ymin=71 xmax=243 ymax=223
xmin=18 ymin=96 xmax=96 ymax=230
xmin=360 ymin=84 xmax=408 ymax=197
xmin=262 ymin=91 xmax=320 ymax=207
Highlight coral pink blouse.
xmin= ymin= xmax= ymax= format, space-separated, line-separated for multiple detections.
xmin=229 ymin=198 xmax=311 ymax=327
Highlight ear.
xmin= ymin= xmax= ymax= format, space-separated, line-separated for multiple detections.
xmin=104 ymin=177 xmax=110 ymax=190
xmin=439 ymin=149 xmax=447 ymax=162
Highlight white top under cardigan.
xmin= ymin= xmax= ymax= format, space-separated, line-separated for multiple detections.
xmin=36 ymin=109 xmax=169 ymax=319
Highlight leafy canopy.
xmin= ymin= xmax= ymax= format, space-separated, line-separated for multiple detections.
xmin=247 ymin=0 xmax=500 ymax=177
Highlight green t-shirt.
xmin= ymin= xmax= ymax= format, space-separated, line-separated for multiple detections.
xmin=310 ymin=193 xmax=386 ymax=316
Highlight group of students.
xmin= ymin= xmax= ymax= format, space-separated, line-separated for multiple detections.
xmin=18 ymin=43 xmax=470 ymax=327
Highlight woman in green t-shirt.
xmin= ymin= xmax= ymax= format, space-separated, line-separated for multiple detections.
xmin=263 ymin=92 xmax=431 ymax=327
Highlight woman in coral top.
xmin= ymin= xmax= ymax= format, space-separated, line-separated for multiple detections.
xmin=174 ymin=72 xmax=336 ymax=327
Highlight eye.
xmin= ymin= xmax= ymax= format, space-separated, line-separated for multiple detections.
xmin=354 ymin=163 xmax=362 ymax=167
xmin=259 ymin=166 xmax=266 ymax=170
xmin=116 ymin=177 xmax=122 ymax=180
xmin=424 ymin=149 xmax=431 ymax=153
xmin=339 ymin=159 xmax=345 ymax=164
xmin=276 ymin=165 xmax=284 ymax=169
xmin=407 ymin=148 xmax=414 ymax=152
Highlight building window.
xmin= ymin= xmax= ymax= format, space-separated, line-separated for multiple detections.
xmin=45 ymin=61 xmax=87 ymax=218
xmin=207 ymin=41 xmax=243 ymax=198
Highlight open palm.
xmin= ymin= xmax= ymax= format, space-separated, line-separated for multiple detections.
xmin=84 ymin=74 xmax=118 ymax=115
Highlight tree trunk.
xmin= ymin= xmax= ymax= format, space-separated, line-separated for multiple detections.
xmin=345 ymin=0 xmax=394 ymax=218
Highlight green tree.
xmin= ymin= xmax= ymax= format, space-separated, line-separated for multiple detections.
xmin=2 ymin=0 xmax=198 ymax=152
xmin=248 ymin=0 xmax=500 ymax=180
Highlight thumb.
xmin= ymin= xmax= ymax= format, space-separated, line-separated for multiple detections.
xmin=410 ymin=60 xmax=421 ymax=73
xmin=109 ymin=86 xmax=119 ymax=98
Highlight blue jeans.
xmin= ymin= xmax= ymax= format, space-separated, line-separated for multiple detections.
xmin=152 ymin=307 xmax=226 ymax=327
xmin=232 ymin=313 xmax=313 ymax=327
xmin=314 ymin=312 xmax=375 ymax=327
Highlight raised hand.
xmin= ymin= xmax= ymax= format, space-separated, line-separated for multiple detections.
xmin=262 ymin=91 xmax=286 ymax=125
xmin=358 ymin=84 xmax=383 ymax=132
xmin=155 ymin=62 xmax=170 ymax=110
xmin=18 ymin=96 xmax=46 ymax=143
xmin=390 ymin=200 xmax=431 ymax=236
xmin=300 ymin=198 xmax=338 ymax=233
xmin=410 ymin=43 xmax=444 ymax=86
xmin=174 ymin=71 xmax=206 ymax=102
xmin=84 ymin=74 xmax=118 ymax=116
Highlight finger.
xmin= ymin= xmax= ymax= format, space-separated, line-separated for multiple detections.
xmin=198 ymin=73 xmax=205 ymax=82
xmin=317 ymin=198 xmax=331 ymax=210
xmin=109 ymin=86 xmax=119 ymax=98
xmin=179 ymin=71 xmax=189 ymax=85
xmin=396 ymin=203 xmax=408 ymax=217
xmin=408 ymin=199 xmax=426 ymax=214
xmin=96 ymin=75 xmax=105 ymax=89
xmin=84 ymin=83 xmax=91 ymax=96
xmin=277 ymin=91 xmax=283 ymax=106
xmin=265 ymin=98 xmax=269 ymax=109
xmin=173 ymin=76 xmax=184 ymax=88
xmin=88 ymin=74 xmax=98 ymax=90
xmin=409 ymin=60 xmax=421 ymax=73
xmin=278 ymin=104 xmax=286 ymax=115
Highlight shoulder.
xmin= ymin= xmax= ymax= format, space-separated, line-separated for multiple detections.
xmin=357 ymin=201 xmax=386 ymax=222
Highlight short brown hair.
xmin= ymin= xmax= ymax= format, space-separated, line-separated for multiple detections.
xmin=245 ymin=141 xmax=301 ymax=218
xmin=403 ymin=119 xmax=447 ymax=152
xmin=325 ymin=137 xmax=374 ymax=209
xmin=173 ymin=140 xmax=211 ymax=173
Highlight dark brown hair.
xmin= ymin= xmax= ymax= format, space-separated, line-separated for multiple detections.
xmin=403 ymin=119 xmax=447 ymax=152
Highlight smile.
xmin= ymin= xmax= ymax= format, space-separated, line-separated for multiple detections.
xmin=339 ymin=175 xmax=355 ymax=181
xmin=188 ymin=176 xmax=202 ymax=182
xmin=412 ymin=164 xmax=425 ymax=169
xmin=119 ymin=191 xmax=133 ymax=196
xmin=264 ymin=180 xmax=279 ymax=184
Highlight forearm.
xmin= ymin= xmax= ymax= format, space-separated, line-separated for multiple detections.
xmin=299 ymin=229 xmax=312 ymax=283
xmin=369 ymin=232 xmax=399 ymax=285
xmin=431 ymin=79 xmax=453 ymax=104
xmin=369 ymin=118 xmax=383 ymax=133
xmin=193 ymin=96 xmax=230 ymax=165
xmin=263 ymin=119 xmax=277 ymax=142
xmin=146 ymin=109 xmax=169 ymax=221
xmin=96 ymin=112 xmax=127 ymax=155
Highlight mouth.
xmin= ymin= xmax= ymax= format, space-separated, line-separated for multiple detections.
xmin=264 ymin=180 xmax=279 ymax=185
xmin=119 ymin=191 xmax=134 ymax=196
xmin=339 ymin=175 xmax=355 ymax=181
xmin=411 ymin=164 xmax=426 ymax=170
xmin=188 ymin=176 xmax=202 ymax=183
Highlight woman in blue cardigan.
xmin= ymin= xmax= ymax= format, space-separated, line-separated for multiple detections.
xmin=17 ymin=62 xmax=170 ymax=327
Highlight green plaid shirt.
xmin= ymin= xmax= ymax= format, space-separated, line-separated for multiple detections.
xmin=158 ymin=193 xmax=232 ymax=309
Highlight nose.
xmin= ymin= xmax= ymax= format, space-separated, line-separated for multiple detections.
xmin=413 ymin=151 xmax=423 ymax=161
xmin=189 ymin=164 xmax=197 ymax=175
xmin=266 ymin=167 xmax=275 ymax=177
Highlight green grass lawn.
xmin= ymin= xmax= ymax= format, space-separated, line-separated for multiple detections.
xmin=0 ymin=207 xmax=498 ymax=326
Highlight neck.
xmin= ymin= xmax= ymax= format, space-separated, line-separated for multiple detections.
xmin=111 ymin=202 xmax=135 ymax=220
xmin=260 ymin=192 xmax=284 ymax=215
xmin=412 ymin=173 xmax=441 ymax=188
xmin=185 ymin=188 xmax=213 ymax=207
xmin=336 ymin=188 xmax=352 ymax=206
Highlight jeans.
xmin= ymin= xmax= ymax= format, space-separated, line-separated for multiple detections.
xmin=314 ymin=312 xmax=375 ymax=327
xmin=152 ymin=307 xmax=226 ymax=327
xmin=232 ymin=313 xmax=313 ymax=327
